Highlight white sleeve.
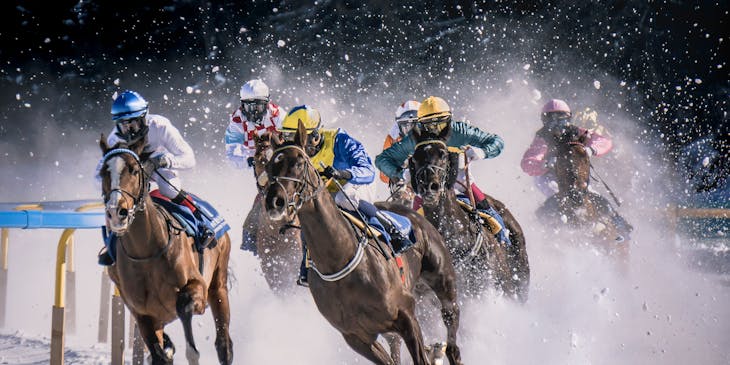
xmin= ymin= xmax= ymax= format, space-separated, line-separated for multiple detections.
xmin=225 ymin=143 xmax=253 ymax=170
xmin=157 ymin=118 xmax=196 ymax=169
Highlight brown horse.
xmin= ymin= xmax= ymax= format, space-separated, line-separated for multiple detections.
xmin=98 ymin=137 xmax=233 ymax=365
xmin=240 ymin=131 xmax=302 ymax=292
xmin=263 ymin=121 xmax=463 ymax=365
xmin=408 ymin=125 xmax=530 ymax=302
xmin=540 ymin=126 xmax=630 ymax=260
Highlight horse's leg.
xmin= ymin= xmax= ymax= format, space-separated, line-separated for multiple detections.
xmin=420 ymin=251 xmax=463 ymax=365
xmin=384 ymin=332 xmax=402 ymax=365
xmin=341 ymin=333 xmax=394 ymax=365
xmin=485 ymin=196 xmax=530 ymax=302
xmin=136 ymin=315 xmax=174 ymax=364
xmin=177 ymin=277 xmax=207 ymax=358
xmin=394 ymin=308 xmax=430 ymax=365
xmin=208 ymin=250 xmax=234 ymax=365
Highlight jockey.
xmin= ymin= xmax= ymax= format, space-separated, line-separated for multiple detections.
xmin=379 ymin=100 xmax=421 ymax=185
xmin=96 ymin=90 xmax=212 ymax=265
xmin=223 ymin=79 xmax=285 ymax=254
xmin=375 ymin=96 xmax=511 ymax=244
xmin=279 ymin=105 xmax=413 ymax=286
xmin=521 ymin=99 xmax=632 ymax=239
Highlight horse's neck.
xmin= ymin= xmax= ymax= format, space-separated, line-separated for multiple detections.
xmin=122 ymin=195 xmax=169 ymax=256
xmin=298 ymin=188 xmax=360 ymax=273
xmin=423 ymin=190 xmax=471 ymax=239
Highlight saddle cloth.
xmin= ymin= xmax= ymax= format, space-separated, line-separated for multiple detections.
xmin=150 ymin=190 xmax=230 ymax=251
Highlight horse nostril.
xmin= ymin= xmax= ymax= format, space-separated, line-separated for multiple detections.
xmin=119 ymin=208 xmax=129 ymax=218
xmin=429 ymin=182 xmax=440 ymax=192
xmin=274 ymin=197 xmax=286 ymax=210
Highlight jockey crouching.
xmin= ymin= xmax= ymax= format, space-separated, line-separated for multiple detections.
xmin=279 ymin=105 xmax=413 ymax=287
xmin=96 ymin=90 xmax=215 ymax=265
xmin=521 ymin=99 xmax=632 ymax=240
xmin=376 ymin=96 xmax=512 ymax=245
xmin=223 ymin=79 xmax=285 ymax=255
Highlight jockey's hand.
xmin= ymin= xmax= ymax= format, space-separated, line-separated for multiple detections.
xmin=320 ymin=166 xmax=353 ymax=181
xmin=151 ymin=154 xmax=172 ymax=169
xmin=247 ymin=156 xmax=255 ymax=167
xmin=389 ymin=178 xmax=406 ymax=193
xmin=463 ymin=146 xmax=486 ymax=163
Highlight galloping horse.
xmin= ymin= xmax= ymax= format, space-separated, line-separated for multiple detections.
xmin=540 ymin=126 xmax=630 ymax=259
xmin=99 ymin=137 xmax=233 ymax=365
xmin=263 ymin=121 xmax=463 ymax=365
xmin=409 ymin=125 xmax=530 ymax=302
xmin=242 ymin=131 xmax=302 ymax=292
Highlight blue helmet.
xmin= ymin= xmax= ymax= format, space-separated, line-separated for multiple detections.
xmin=111 ymin=91 xmax=148 ymax=121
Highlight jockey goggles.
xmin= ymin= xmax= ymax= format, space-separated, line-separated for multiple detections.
xmin=541 ymin=112 xmax=572 ymax=124
xmin=417 ymin=115 xmax=451 ymax=134
xmin=116 ymin=116 xmax=145 ymax=136
xmin=280 ymin=127 xmax=321 ymax=145
xmin=396 ymin=110 xmax=418 ymax=137
xmin=241 ymin=99 xmax=268 ymax=113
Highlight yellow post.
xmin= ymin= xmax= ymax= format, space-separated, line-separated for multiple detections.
xmin=65 ymin=235 xmax=76 ymax=334
xmin=111 ymin=287 xmax=126 ymax=365
xmin=98 ymin=269 xmax=111 ymax=343
xmin=50 ymin=228 xmax=75 ymax=365
xmin=0 ymin=228 xmax=8 ymax=327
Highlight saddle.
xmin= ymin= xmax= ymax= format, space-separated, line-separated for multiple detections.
xmin=150 ymin=190 xmax=230 ymax=252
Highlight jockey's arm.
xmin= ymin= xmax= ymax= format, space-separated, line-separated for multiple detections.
xmin=520 ymin=135 xmax=550 ymax=176
xmin=585 ymin=130 xmax=613 ymax=156
xmin=379 ymin=132 xmax=398 ymax=183
xmin=159 ymin=118 xmax=196 ymax=169
xmin=223 ymin=124 xmax=253 ymax=170
xmin=375 ymin=136 xmax=417 ymax=181
xmin=447 ymin=121 xmax=504 ymax=160
xmin=334 ymin=131 xmax=375 ymax=185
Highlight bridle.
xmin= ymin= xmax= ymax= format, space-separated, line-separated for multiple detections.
xmin=102 ymin=148 xmax=148 ymax=224
xmin=411 ymin=140 xmax=449 ymax=197
xmin=265 ymin=144 xmax=325 ymax=217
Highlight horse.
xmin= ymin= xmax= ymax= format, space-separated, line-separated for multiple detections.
xmin=539 ymin=125 xmax=630 ymax=261
xmin=263 ymin=121 xmax=463 ymax=365
xmin=98 ymin=137 xmax=233 ymax=365
xmin=408 ymin=124 xmax=530 ymax=302
xmin=240 ymin=131 xmax=302 ymax=293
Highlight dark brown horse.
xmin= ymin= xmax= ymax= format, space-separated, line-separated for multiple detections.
xmin=408 ymin=125 xmax=530 ymax=302
xmin=240 ymin=131 xmax=302 ymax=292
xmin=540 ymin=126 xmax=630 ymax=260
xmin=99 ymin=137 xmax=233 ymax=365
xmin=263 ymin=121 xmax=463 ymax=365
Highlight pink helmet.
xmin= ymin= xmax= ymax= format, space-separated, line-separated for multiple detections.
xmin=541 ymin=99 xmax=571 ymax=114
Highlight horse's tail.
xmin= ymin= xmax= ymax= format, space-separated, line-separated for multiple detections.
xmin=176 ymin=291 xmax=200 ymax=354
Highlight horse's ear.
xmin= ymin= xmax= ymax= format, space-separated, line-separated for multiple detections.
xmin=294 ymin=119 xmax=307 ymax=148
xmin=272 ymin=131 xmax=283 ymax=147
xmin=99 ymin=134 xmax=110 ymax=153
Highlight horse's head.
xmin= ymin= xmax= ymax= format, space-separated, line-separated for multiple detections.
xmin=253 ymin=131 xmax=278 ymax=191
xmin=263 ymin=121 xmax=321 ymax=221
xmin=553 ymin=126 xmax=591 ymax=203
xmin=409 ymin=125 xmax=458 ymax=206
xmin=98 ymin=134 xmax=151 ymax=233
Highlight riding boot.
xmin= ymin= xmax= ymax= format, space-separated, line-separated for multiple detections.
xmin=173 ymin=191 xmax=215 ymax=250
xmin=475 ymin=199 xmax=512 ymax=245
xmin=358 ymin=200 xmax=414 ymax=253
xmin=98 ymin=246 xmax=114 ymax=266
xmin=98 ymin=228 xmax=117 ymax=266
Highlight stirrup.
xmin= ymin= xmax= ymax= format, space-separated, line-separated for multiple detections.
xmin=296 ymin=275 xmax=309 ymax=288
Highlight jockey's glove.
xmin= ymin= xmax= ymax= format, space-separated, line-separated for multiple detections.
xmin=151 ymin=154 xmax=173 ymax=169
xmin=389 ymin=178 xmax=407 ymax=194
xmin=247 ymin=156 xmax=255 ymax=167
xmin=320 ymin=166 xmax=353 ymax=181
xmin=463 ymin=146 xmax=486 ymax=163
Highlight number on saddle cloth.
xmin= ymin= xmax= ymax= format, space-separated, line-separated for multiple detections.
xmin=456 ymin=195 xmax=512 ymax=245
xmin=149 ymin=190 xmax=230 ymax=251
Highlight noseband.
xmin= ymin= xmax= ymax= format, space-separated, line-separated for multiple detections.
xmin=265 ymin=145 xmax=325 ymax=216
xmin=412 ymin=140 xmax=449 ymax=196
xmin=102 ymin=148 xmax=148 ymax=221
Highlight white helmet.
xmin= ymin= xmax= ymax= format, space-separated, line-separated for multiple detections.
xmin=395 ymin=100 xmax=421 ymax=120
xmin=239 ymin=79 xmax=270 ymax=101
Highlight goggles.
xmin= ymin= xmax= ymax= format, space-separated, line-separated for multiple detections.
xmin=396 ymin=111 xmax=418 ymax=137
xmin=541 ymin=112 xmax=572 ymax=124
xmin=281 ymin=128 xmax=321 ymax=144
xmin=241 ymin=99 xmax=268 ymax=114
xmin=116 ymin=116 xmax=145 ymax=135
xmin=417 ymin=115 xmax=451 ymax=134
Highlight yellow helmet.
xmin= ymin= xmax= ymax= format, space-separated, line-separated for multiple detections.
xmin=417 ymin=96 xmax=452 ymax=134
xmin=417 ymin=96 xmax=451 ymax=120
xmin=281 ymin=105 xmax=321 ymax=133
